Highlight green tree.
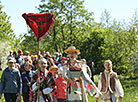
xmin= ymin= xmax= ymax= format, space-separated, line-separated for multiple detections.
xmin=19 ymin=0 xmax=138 ymax=75
xmin=0 ymin=2 xmax=15 ymax=42
xmin=20 ymin=0 xmax=94 ymax=55
xmin=99 ymin=19 xmax=138 ymax=74
xmin=37 ymin=0 xmax=94 ymax=53
xmin=19 ymin=30 xmax=38 ymax=54
xmin=100 ymin=9 xmax=112 ymax=27
xmin=0 ymin=2 xmax=17 ymax=68
xmin=80 ymin=27 xmax=105 ymax=74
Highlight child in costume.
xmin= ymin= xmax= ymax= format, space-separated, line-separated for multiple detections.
xmin=95 ymin=60 xmax=124 ymax=102
xmin=54 ymin=68 xmax=67 ymax=102
xmin=49 ymin=65 xmax=59 ymax=79
xmin=49 ymin=65 xmax=59 ymax=102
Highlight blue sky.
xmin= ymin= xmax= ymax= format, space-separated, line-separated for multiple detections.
xmin=1 ymin=0 xmax=138 ymax=37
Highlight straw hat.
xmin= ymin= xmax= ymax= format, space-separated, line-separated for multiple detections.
xmin=64 ymin=46 xmax=80 ymax=54
xmin=49 ymin=65 xmax=59 ymax=72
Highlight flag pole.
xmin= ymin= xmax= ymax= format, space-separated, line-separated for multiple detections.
xmin=22 ymin=12 xmax=55 ymax=102
xmin=37 ymin=40 xmax=40 ymax=102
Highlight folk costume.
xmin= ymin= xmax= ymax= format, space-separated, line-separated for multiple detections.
xmin=63 ymin=46 xmax=101 ymax=102
xmin=31 ymin=58 xmax=56 ymax=102
xmin=95 ymin=60 xmax=124 ymax=102
xmin=49 ymin=65 xmax=59 ymax=102
xmin=22 ymin=12 xmax=55 ymax=102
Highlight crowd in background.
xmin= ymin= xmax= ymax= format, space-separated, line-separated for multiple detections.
xmin=0 ymin=47 xmax=124 ymax=102
xmin=4 ymin=49 xmax=95 ymax=75
xmin=0 ymin=49 xmax=95 ymax=102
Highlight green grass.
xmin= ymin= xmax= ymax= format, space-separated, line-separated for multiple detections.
xmin=0 ymin=71 xmax=138 ymax=102
xmin=119 ymin=75 xmax=138 ymax=102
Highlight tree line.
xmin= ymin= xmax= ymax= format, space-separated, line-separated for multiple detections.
xmin=0 ymin=0 xmax=138 ymax=75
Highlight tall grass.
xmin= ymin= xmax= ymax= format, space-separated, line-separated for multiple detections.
xmin=120 ymin=75 xmax=138 ymax=102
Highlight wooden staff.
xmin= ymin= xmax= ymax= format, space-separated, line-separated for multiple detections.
xmin=22 ymin=12 xmax=55 ymax=102
xmin=37 ymin=41 xmax=40 ymax=102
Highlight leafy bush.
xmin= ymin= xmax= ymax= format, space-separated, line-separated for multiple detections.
xmin=0 ymin=41 xmax=12 ymax=69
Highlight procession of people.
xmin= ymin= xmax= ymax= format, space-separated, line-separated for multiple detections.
xmin=0 ymin=46 xmax=124 ymax=102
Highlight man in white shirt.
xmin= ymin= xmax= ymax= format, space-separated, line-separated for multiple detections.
xmin=95 ymin=60 xmax=124 ymax=102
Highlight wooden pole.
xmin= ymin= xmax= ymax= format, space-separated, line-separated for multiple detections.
xmin=37 ymin=41 xmax=40 ymax=102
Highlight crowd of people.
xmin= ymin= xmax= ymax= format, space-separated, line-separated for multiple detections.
xmin=0 ymin=46 xmax=124 ymax=102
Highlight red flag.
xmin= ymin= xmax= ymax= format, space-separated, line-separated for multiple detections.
xmin=22 ymin=13 xmax=54 ymax=42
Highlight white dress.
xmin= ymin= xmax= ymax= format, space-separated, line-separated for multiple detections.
xmin=63 ymin=61 xmax=100 ymax=102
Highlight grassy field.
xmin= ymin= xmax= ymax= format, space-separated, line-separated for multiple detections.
xmin=0 ymin=70 xmax=138 ymax=102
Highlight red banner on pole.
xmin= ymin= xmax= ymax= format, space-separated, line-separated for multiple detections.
xmin=22 ymin=13 xmax=54 ymax=42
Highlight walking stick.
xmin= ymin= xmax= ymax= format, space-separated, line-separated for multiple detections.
xmin=37 ymin=42 xmax=40 ymax=102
